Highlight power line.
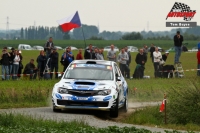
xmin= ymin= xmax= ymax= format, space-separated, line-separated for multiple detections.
xmin=6 ymin=16 xmax=9 ymax=39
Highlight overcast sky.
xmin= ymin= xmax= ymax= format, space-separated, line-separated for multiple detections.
xmin=0 ymin=0 xmax=199 ymax=32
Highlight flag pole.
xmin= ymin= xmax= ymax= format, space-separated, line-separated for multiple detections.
xmin=164 ymin=94 xmax=167 ymax=124
xmin=81 ymin=26 xmax=86 ymax=48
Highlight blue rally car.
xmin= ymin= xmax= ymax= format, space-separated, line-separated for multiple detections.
xmin=52 ymin=60 xmax=128 ymax=117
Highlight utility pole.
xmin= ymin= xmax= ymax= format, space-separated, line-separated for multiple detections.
xmin=147 ymin=21 xmax=149 ymax=32
xmin=6 ymin=16 xmax=9 ymax=39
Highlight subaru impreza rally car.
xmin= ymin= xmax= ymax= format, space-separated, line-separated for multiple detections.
xmin=52 ymin=60 xmax=128 ymax=117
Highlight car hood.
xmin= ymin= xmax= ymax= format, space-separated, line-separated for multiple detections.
xmin=56 ymin=79 xmax=115 ymax=90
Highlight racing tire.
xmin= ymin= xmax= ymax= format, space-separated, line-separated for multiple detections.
xmin=110 ymin=95 xmax=119 ymax=118
xmin=122 ymin=91 xmax=128 ymax=112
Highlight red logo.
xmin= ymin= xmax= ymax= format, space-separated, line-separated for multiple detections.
xmin=166 ymin=2 xmax=196 ymax=21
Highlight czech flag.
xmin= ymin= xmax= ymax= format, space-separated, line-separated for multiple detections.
xmin=57 ymin=11 xmax=81 ymax=32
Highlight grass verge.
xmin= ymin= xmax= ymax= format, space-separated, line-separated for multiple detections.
xmin=0 ymin=112 xmax=193 ymax=133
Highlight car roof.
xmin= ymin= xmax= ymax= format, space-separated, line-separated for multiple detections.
xmin=72 ymin=60 xmax=113 ymax=65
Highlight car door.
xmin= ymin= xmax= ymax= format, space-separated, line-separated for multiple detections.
xmin=114 ymin=64 xmax=123 ymax=104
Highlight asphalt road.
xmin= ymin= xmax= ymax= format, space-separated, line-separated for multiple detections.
xmin=0 ymin=102 xmax=185 ymax=133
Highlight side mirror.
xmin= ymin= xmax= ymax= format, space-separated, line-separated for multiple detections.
xmin=117 ymin=77 xmax=121 ymax=81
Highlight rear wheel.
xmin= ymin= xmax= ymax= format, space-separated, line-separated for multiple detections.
xmin=110 ymin=95 xmax=119 ymax=118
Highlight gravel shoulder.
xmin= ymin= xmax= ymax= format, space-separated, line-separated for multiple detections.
xmin=0 ymin=102 xmax=186 ymax=133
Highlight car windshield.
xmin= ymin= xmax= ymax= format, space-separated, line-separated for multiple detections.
xmin=64 ymin=63 xmax=113 ymax=80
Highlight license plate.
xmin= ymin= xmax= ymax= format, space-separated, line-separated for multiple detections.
xmin=77 ymin=97 xmax=88 ymax=100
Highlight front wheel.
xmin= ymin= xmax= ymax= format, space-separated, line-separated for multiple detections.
xmin=53 ymin=104 xmax=61 ymax=112
xmin=110 ymin=95 xmax=119 ymax=118
xmin=122 ymin=91 xmax=128 ymax=112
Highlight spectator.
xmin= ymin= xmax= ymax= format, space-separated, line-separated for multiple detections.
xmin=174 ymin=31 xmax=183 ymax=64
xmin=9 ymin=47 xmax=15 ymax=79
xmin=94 ymin=48 xmax=99 ymax=60
xmin=117 ymin=48 xmax=130 ymax=78
xmin=17 ymin=50 xmax=23 ymax=79
xmin=143 ymin=44 xmax=148 ymax=58
xmin=84 ymin=44 xmax=95 ymax=59
xmin=49 ymin=48 xmax=59 ymax=79
xmin=76 ymin=49 xmax=83 ymax=60
xmin=12 ymin=50 xmax=20 ymax=80
xmin=107 ymin=44 xmax=117 ymax=62
xmin=68 ymin=46 xmax=74 ymax=60
xmin=37 ymin=50 xmax=47 ymax=79
xmin=153 ymin=47 xmax=162 ymax=78
xmin=150 ymin=43 xmax=155 ymax=62
xmin=162 ymin=51 xmax=169 ymax=62
xmin=23 ymin=59 xmax=38 ymax=80
xmin=124 ymin=46 xmax=131 ymax=67
xmin=182 ymin=45 xmax=188 ymax=52
xmin=61 ymin=47 xmax=73 ymax=72
xmin=1 ymin=47 xmax=10 ymax=80
xmin=44 ymin=37 xmax=54 ymax=58
xmin=101 ymin=48 xmax=104 ymax=58
xmin=98 ymin=49 xmax=104 ymax=60
xmin=135 ymin=49 xmax=147 ymax=77
xmin=197 ymin=49 xmax=200 ymax=76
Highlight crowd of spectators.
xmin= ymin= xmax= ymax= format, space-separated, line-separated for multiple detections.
xmin=7 ymin=32 xmax=199 ymax=80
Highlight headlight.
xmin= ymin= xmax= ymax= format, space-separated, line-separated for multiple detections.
xmin=97 ymin=89 xmax=111 ymax=96
xmin=58 ymin=87 xmax=68 ymax=94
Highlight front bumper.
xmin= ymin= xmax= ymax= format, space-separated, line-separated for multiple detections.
xmin=52 ymin=93 xmax=116 ymax=111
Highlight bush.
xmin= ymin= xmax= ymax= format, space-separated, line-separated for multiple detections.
xmin=168 ymin=79 xmax=200 ymax=125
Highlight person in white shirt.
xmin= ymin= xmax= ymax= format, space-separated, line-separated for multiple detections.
xmin=153 ymin=47 xmax=162 ymax=78
xmin=12 ymin=50 xmax=20 ymax=80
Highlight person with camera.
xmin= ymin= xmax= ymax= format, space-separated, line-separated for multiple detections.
xmin=1 ymin=47 xmax=10 ymax=80
xmin=174 ymin=31 xmax=183 ymax=64
xmin=12 ymin=50 xmax=20 ymax=80
xmin=37 ymin=50 xmax=47 ymax=79
xmin=23 ymin=59 xmax=38 ymax=80
xmin=49 ymin=48 xmax=59 ymax=79
xmin=44 ymin=37 xmax=54 ymax=58
xmin=61 ymin=47 xmax=73 ymax=72
xmin=153 ymin=47 xmax=162 ymax=78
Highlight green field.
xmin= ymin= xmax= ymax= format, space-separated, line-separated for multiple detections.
xmin=0 ymin=40 xmax=198 ymax=49
xmin=0 ymin=47 xmax=199 ymax=131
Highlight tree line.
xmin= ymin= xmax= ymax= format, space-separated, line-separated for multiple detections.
xmin=1 ymin=25 xmax=200 ymax=40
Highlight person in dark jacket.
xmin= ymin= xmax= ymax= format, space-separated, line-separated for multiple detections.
xmin=49 ymin=48 xmax=59 ymax=79
xmin=9 ymin=47 xmax=15 ymax=79
xmin=135 ymin=49 xmax=147 ymax=66
xmin=1 ymin=47 xmax=10 ymax=80
xmin=84 ymin=44 xmax=95 ymax=59
xmin=44 ymin=37 xmax=54 ymax=58
xmin=174 ymin=31 xmax=184 ymax=64
xmin=37 ymin=50 xmax=47 ymax=79
xmin=162 ymin=51 xmax=169 ymax=62
xmin=135 ymin=49 xmax=147 ymax=77
xmin=150 ymin=44 xmax=155 ymax=63
xmin=23 ymin=59 xmax=38 ymax=80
